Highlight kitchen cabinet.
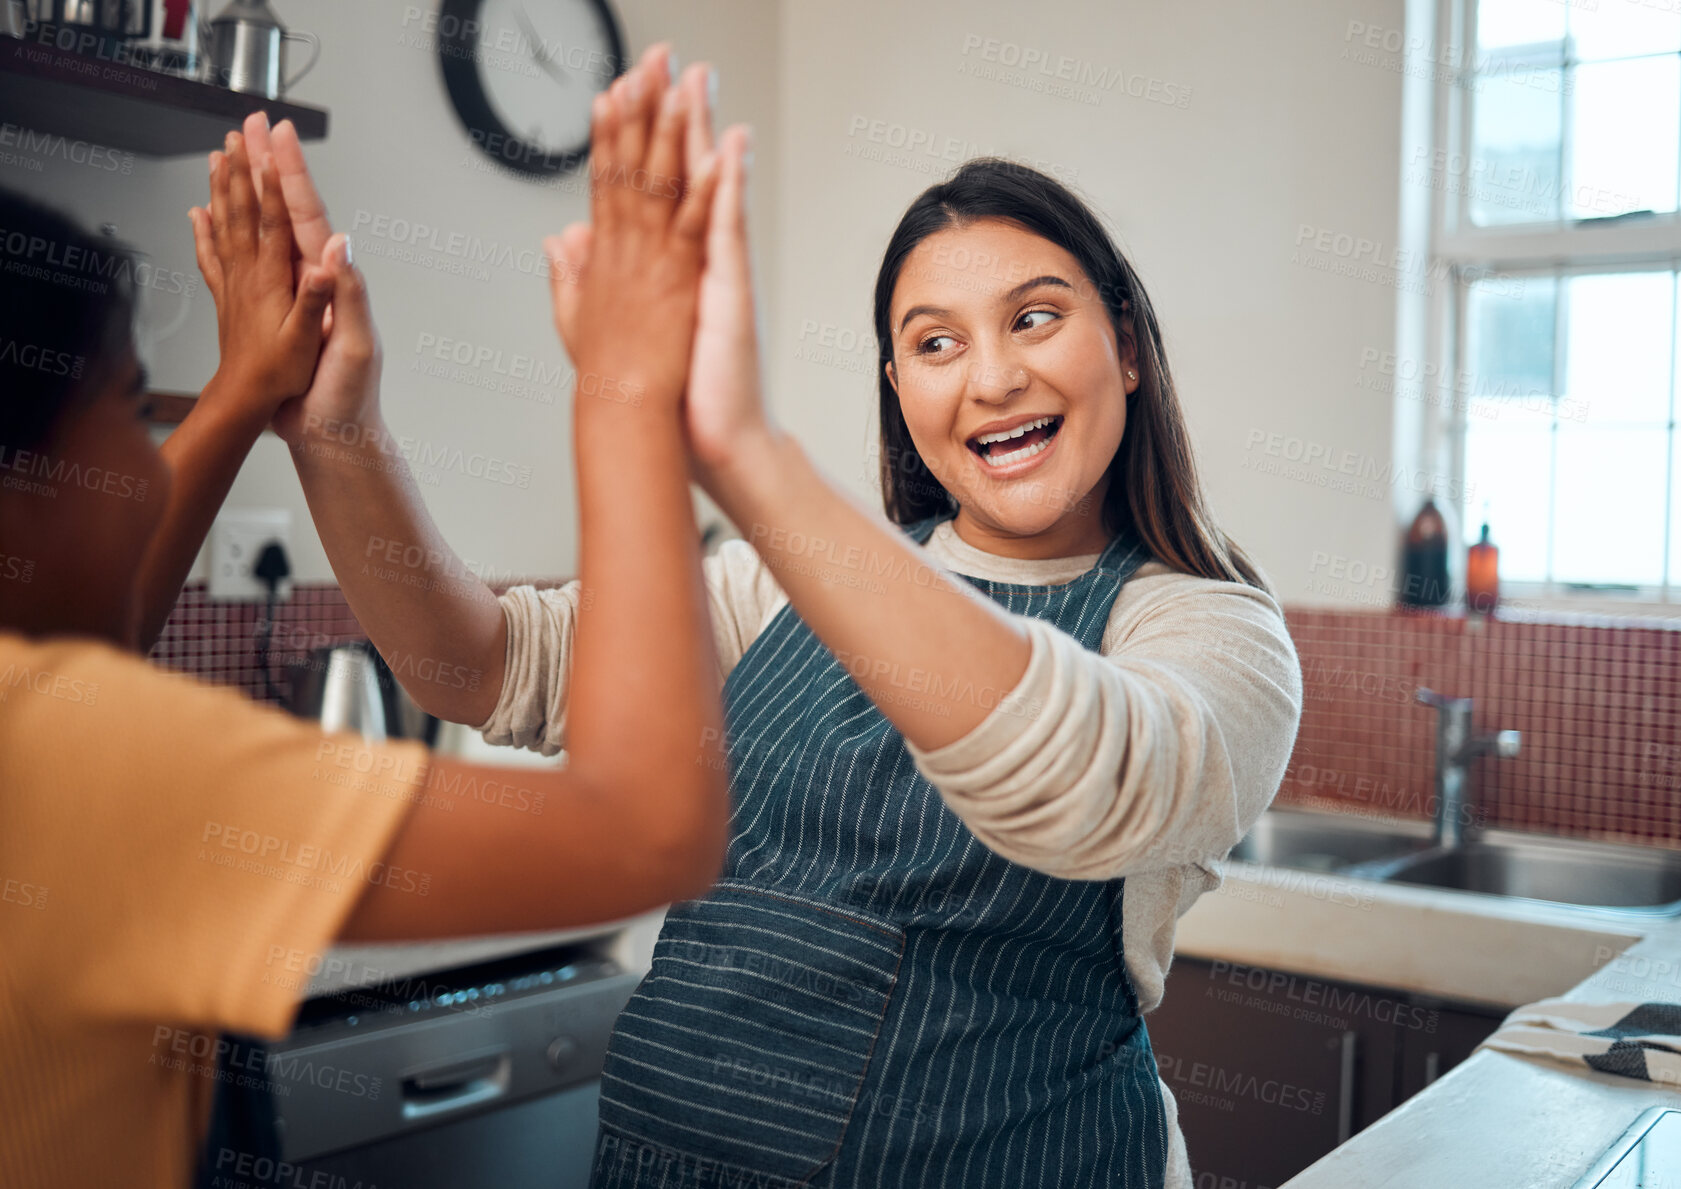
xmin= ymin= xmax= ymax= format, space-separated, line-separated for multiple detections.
xmin=1395 ymin=997 xmax=1509 ymax=1102
xmin=1148 ymin=957 xmax=1504 ymax=1188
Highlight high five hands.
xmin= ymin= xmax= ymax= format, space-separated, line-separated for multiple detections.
xmin=547 ymin=44 xmax=769 ymax=489
xmin=546 ymin=44 xmax=720 ymax=421
xmin=201 ymin=44 xmax=770 ymax=491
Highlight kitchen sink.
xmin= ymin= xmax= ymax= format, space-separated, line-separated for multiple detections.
xmin=1228 ymin=809 xmax=1432 ymax=872
xmin=1363 ymin=834 xmax=1681 ymax=913
xmin=1228 ymin=810 xmax=1681 ymax=915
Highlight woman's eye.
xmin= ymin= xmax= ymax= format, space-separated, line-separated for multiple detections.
xmin=1017 ymin=309 xmax=1059 ymax=332
xmin=916 ymin=333 xmax=958 ymax=356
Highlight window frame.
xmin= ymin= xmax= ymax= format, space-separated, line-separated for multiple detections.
xmin=1427 ymin=0 xmax=1681 ymax=611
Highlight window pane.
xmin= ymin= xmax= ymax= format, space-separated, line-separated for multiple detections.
xmin=1552 ymin=428 xmax=1667 ymax=586
xmin=1477 ymin=0 xmax=1565 ymax=55
xmin=1465 ymin=275 xmax=1558 ymax=428
xmin=1566 ymin=272 xmax=1675 ymax=426
xmin=1464 ymin=427 xmax=1553 ymax=581
xmin=1670 ymin=427 xmax=1681 ymax=588
xmin=1569 ymin=57 xmax=1680 ymax=219
xmin=1566 ymin=0 xmax=1681 ymax=62
xmin=1469 ymin=66 xmax=1565 ymax=225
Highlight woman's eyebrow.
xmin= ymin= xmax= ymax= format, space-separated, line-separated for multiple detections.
xmin=896 ymin=275 xmax=1074 ymax=335
xmin=1001 ymin=274 xmax=1073 ymax=303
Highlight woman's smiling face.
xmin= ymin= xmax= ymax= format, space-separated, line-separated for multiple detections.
xmin=886 ymin=218 xmax=1136 ymax=557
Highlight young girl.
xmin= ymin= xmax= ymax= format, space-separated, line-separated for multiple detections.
xmin=265 ymin=81 xmax=1300 ymax=1189
xmin=0 ymin=44 xmax=728 ymax=1188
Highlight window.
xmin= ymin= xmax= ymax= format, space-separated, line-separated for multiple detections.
xmin=1433 ymin=0 xmax=1681 ymax=600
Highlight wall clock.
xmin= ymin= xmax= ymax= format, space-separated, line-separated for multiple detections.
xmin=438 ymin=0 xmax=627 ymax=177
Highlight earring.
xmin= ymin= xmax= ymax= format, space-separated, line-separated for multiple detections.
xmin=1127 ymin=369 xmax=1138 ymax=381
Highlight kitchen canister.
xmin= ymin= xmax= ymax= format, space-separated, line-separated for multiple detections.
xmin=207 ymin=0 xmax=316 ymax=97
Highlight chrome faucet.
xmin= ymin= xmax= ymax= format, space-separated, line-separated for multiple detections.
xmin=1415 ymin=688 xmax=1521 ymax=849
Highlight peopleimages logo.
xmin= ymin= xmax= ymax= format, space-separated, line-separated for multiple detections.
xmin=349 ymin=209 xmax=554 ymax=282
xmin=0 ymin=123 xmax=134 ymax=174
xmin=0 ymin=227 xmax=197 ymax=297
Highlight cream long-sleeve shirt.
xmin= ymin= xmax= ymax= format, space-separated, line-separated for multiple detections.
xmin=479 ymin=518 xmax=1302 ymax=1010
xmin=476 ymin=520 xmax=1303 ymax=1186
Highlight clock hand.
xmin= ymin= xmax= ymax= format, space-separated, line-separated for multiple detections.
xmin=516 ymin=3 xmax=572 ymax=86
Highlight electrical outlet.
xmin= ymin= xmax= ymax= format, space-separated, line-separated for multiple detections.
xmin=210 ymin=508 xmax=292 ymax=602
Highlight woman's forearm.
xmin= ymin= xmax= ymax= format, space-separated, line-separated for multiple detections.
xmin=132 ymin=373 xmax=272 ymax=653
xmin=710 ymin=426 xmax=1031 ymax=749
xmin=289 ymin=414 xmax=507 ymax=726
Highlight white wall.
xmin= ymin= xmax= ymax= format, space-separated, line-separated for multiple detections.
xmin=12 ymin=0 xmax=1421 ymax=605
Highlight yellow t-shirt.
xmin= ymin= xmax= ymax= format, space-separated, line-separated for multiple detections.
xmin=0 ymin=631 xmax=427 ymax=1188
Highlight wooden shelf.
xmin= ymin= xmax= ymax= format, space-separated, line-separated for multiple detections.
xmin=145 ymin=390 xmax=198 ymax=426
xmin=0 ymin=32 xmax=327 ymax=158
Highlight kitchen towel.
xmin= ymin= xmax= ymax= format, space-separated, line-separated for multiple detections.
xmin=1479 ymin=999 xmax=1681 ymax=1087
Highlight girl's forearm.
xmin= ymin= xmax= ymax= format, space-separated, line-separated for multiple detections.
xmin=566 ymin=394 xmax=725 ymax=830
xmin=133 ymin=373 xmax=273 ymax=653
xmin=289 ymin=415 xmax=507 ymax=726
xmin=710 ymin=427 xmax=1030 ymax=749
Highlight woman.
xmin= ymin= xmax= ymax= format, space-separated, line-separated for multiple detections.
xmin=267 ymin=83 xmax=1300 ymax=1189
xmin=0 ymin=43 xmax=728 ymax=1188
xmin=581 ymin=160 xmax=1305 ymax=1189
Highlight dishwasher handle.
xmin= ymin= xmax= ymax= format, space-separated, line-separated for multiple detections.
xmin=400 ymin=1050 xmax=511 ymax=1121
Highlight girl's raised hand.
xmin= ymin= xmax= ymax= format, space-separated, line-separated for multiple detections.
xmin=189 ymin=131 xmax=336 ymax=421
xmin=545 ymin=44 xmax=719 ymax=413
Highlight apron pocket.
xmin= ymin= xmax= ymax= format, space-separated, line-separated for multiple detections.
xmin=596 ymin=880 xmax=905 ymax=1185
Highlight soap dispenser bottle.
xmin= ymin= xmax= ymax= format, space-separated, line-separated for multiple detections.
xmin=1399 ymin=497 xmax=1453 ymax=607
xmin=1466 ymin=511 xmax=1499 ymax=616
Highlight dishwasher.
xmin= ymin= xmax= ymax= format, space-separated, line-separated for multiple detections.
xmin=198 ymin=938 xmax=641 ymax=1189
xmin=190 ymin=708 xmax=650 ymax=1186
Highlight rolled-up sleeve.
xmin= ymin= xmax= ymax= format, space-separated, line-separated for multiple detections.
xmin=475 ymin=540 xmax=789 ymax=757
xmin=905 ymin=578 xmax=1302 ymax=880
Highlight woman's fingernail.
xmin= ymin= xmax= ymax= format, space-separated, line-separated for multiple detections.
xmin=339 ymin=235 xmax=353 ymax=267
xmin=667 ymin=48 xmax=679 ymax=82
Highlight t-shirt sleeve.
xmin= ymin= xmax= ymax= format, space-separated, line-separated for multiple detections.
xmin=475 ymin=540 xmax=788 ymax=756
xmin=0 ymin=635 xmax=425 ymax=1040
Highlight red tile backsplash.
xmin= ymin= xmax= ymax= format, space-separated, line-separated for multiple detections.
xmin=150 ymin=583 xmax=1681 ymax=849
xmin=149 ymin=582 xmax=365 ymax=705
xmin=1280 ymin=607 xmax=1681 ymax=849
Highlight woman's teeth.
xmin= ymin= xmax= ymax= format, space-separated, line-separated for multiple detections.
xmin=971 ymin=416 xmax=1061 ymax=468
xmin=973 ymin=416 xmax=1054 ymax=448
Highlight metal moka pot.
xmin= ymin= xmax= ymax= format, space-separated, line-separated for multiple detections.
xmin=207 ymin=0 xmax=316 ymax=97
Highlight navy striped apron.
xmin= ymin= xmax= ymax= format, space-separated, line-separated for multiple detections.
xmin=591 ymin=513 xmax=1167 ymax=1189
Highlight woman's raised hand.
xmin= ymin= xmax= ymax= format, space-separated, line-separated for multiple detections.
xmin=684 ymin=122 xmax=768 ymax=487
xmin=546 ymin=45 xmax=719 ymax=414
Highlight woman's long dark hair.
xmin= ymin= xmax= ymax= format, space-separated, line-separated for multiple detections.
xmin=0 ymin=187 xmax=136 ymax=454
xmin=873 ymin=159 xmax=1269 ymax=593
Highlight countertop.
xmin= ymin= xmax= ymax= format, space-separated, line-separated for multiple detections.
xmin=1173 ymin=854 xmax=1681 ymax=1188
xmin=308 ymin=821 xmax=1680 ymax=1186
xmin=308 ymin=911 xmax=667 ymax=997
